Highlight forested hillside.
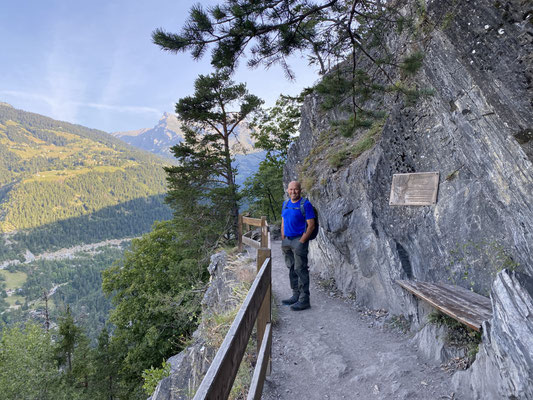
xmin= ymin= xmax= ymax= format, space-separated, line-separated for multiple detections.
xmin=0 ymin=103 xmax=172 ymax=257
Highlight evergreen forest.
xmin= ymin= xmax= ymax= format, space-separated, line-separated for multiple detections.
xmin=0 ymin=103 xmax=172 ymax=260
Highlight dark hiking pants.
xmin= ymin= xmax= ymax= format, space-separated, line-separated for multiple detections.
xmin=281 ymin=236 xmax=310 ymax=304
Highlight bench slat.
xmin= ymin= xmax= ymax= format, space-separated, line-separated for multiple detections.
xmin=396 ymin=280 xmax=492 ymax=331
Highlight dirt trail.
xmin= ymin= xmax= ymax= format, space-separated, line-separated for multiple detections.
xmin=262 ymin=241 xmax=460 ymax=400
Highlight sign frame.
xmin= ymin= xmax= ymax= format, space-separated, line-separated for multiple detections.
xmin=389 ymin=172 xmax=440 ymax=206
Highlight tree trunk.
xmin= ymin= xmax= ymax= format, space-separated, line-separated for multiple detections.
xmin=223 ymin=134 xmax=239 ymax=240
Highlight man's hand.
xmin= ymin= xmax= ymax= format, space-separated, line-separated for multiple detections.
xmin=299 ymin=219 xmax=315 ymax=243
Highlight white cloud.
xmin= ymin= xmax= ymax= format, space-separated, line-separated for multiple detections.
xmin=82 ymin=102 xmax=161 ymax=116
xmin=0 ymin=90 xmax=161 ymax=117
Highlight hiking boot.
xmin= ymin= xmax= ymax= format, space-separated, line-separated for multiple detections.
xmin=290 ymin=301 xmax=311 ymax=311
xmin=281 ymin=294 xmax=299 ymax=305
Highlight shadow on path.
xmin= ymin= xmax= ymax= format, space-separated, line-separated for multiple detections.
xmin=263 ymin=240 xmax=459 ymax=400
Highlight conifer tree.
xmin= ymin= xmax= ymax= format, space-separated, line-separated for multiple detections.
xmin=55 ymin=306 xmax=82 ymax=373
xmin=166 ymin=70 xmax=263 ymax=243
xmin=243 ymin=94 xmax=303 ymax=220
xmin=153 ymin=1 xmax=434 ymax=134
xmin=152 ymin=0 xmax=391 ymax=76
xmin=91 ymin=327 xmax=120 ymax=400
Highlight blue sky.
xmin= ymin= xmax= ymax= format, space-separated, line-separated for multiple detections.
xmin=0 ymin=0 xmax=318 ymax=133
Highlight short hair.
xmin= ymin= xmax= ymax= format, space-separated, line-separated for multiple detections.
xmin=288 ymin=181 xmax=301 ymax=189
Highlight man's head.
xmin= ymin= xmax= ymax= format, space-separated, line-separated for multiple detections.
xmin=287 ymin=181 xmax=302 ymax=202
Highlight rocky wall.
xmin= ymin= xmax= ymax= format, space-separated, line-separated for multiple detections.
xmin=453 ymin=270 xmax=533 ymax=399
xmin=285 ymin=0 xmax=533 ymax=396
xmin=285 ymin=0 xmax=533 ymax=315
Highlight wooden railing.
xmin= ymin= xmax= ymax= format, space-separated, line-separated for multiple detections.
xmin=194 ymin=215 xmax=272 ymax=400
xmin=238 ymin=215 xmax=269 ymax=250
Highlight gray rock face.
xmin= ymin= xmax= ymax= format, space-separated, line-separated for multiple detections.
xmin=412 ymin=323 xmax=467 ymax=364
xmin=286 ymin=0 xmax=533 ymax=312
xmin=150 ymin=252 xmax=252 ymax=400
xmin=453 ymin=270 xmax=533 ymax=399
xmin=285 ymin=0 xmax=533 ymax=396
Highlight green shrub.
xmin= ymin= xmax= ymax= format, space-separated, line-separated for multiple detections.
xmin=142 ymin=361 xmax=171 ymax=396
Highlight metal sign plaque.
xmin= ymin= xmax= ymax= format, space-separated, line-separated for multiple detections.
xmin=389 ymin=172 xmax=440 ymax=206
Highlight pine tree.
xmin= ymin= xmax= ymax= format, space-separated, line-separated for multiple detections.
xmin=153 ymin=0 xmax=434 ymax=135
xmin=55 ymin=306 xmax=82 ymax=373
xmin=91 ymin=328 xmax=120 ymax=400
xmin=152 ymin=0 xmax=392 ymax=76
xmin=165 ymin=70 xmax=263 ymax=243
xmin=243 ymin=94 xmax=302 ymax=220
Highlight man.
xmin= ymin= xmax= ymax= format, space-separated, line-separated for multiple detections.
xmin=281 ymin=181 xmax=316 ymax=311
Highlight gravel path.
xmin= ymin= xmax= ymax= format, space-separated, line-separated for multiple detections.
xmin=262 ymin=241 xmax=461 ymax=400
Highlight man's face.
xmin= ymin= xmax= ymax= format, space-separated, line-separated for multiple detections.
xmin=287 ymin=182 xmax=301 ymax=201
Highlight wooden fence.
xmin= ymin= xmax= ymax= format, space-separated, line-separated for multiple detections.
xmin=193 ymin=215 xmax=272 ymax=400
xmin=238 ymin=215 xmax=269 ymax=250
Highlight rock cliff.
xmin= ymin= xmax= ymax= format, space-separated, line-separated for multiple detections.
xmin=453 ymin=269 xmax=533 ymax=399
xmin=149 ymin=251 xmax=256 ymax=400
xmin=285 ymin=0 xmax=532 ymax=397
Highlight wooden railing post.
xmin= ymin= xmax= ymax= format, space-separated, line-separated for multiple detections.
xmin=238 ymin=214 xmax=243 ymax=251
xmin=256 ymin=248 xmax=271 ymax=375
xmin=260 ymin=216 xmax=267 ymax=248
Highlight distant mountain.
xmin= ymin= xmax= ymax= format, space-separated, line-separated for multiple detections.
xmin=0 ymin=103 xmax=172 ymax=257
xmin=113 ymin=112 xmax=257 ymax=160
xmin=113 ymin=112 xmax=183 ymax=160
xmin=112 ymin=113 xmax=265 ymax=187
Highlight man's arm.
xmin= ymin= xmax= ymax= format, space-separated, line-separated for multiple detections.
xmin=281 ymin=218 xmax=285 ymax=240
xmin=299 ymin=219 xmax=315 ymax=243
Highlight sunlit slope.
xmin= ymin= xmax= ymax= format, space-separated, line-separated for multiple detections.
xmin=0 ymin=103 xmax=170 ymax=233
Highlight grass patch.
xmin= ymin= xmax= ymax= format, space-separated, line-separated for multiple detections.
xmin=202 ymin=280 xmax=257 ymax=400
xmin=387 ymin=315 xmax=411 ymax=333
xmin=427 ymin=311 xmax=481 ymax=364
xmin=6 ymin=294 xmax=25 ymax=307
xmin=22 ymin=165 xmax=132 ymax=184
xmin=301 ymin=175 xmax=316 ymax=193
xmin=328 ymin=149 xmax=352 ymax=168
xmin=0 ymin=270 xmax=27 ymax=289
xmin=327 ymin=118 xmax=386 ymax=169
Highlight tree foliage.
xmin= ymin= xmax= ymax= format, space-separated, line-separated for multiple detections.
xmin=102 ymin=221 xmax=208 ymax=398
xmin=0 ymin=322 xmax=59 ymax=400
xmin=55 ymin=307 xmax=83 ymax=372
xmin=91 ymin=327 xmax=121 ymax=400
xmin=243 ymin=94 xmax=302 ymax=220
xmin=153 ymin=0 xmax=393 ymax=77
xmin=166 ymin=70 xmax=263 ymax=242
xmin=153 ymin=0 xmax=437 ymax=138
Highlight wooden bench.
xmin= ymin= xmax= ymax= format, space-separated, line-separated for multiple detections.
xmin=396 ymin=280 xmax=492 ymax=331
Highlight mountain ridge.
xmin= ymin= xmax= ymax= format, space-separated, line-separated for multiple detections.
xmin=0 ymin=103 xmax=171 ymax=256
xmin=111 ymin=112 xmax=259 ymax=160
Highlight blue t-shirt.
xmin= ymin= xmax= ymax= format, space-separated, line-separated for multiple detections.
xmin=282 ymin=198 xmax=316 ymax=237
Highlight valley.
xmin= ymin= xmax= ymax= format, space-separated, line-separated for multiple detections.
xmin=0 ymin=103 xmax=173 ymax=338
xmin=0 ymin=102 xmax=264 ymax=342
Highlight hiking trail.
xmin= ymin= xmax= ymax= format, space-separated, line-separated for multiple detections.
xmin=262 ymin=240 xmax=463 ymax=400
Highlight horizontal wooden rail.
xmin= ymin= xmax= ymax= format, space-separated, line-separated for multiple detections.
xmin=247 ymin=322 xmax=272 ymax=400
xmin=238 ymin=215 xmax=268 ymax=251
xmin=242 ymin=235 xmax=261 ymax=249
xmin=193 ymin=255 xmax=272 ymax=400
xmin=242 ymin=216 xmax=263 ymax=227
